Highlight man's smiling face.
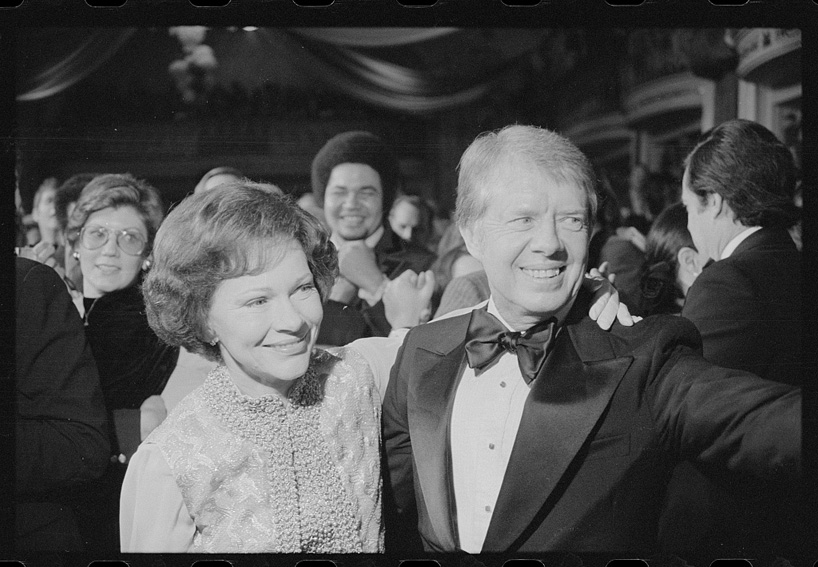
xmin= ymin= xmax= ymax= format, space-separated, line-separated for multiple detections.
xmin=323 ymin=163 xmax=384 ymax=241
xmin=462 ymin=156 xmax=591 ymax=330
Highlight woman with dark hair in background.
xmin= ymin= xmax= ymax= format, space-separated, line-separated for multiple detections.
xmin=636 ymin=202 xmax=707 ymax=317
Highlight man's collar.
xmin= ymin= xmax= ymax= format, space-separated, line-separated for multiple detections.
xmin=330 ymin=224 xmax=385 ymax=250
xmin=720 ymin=226 xmax=762 ymax=260
xmin=487 ymin=297 xmax=515 ymax=332
xmin=486 ymin=295 xmax=575 ymax=334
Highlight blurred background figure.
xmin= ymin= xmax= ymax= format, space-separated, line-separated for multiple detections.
xmin=296 ymin=190 xmax=328 ymax=228
xmin=28 ymin=177 xmax=60 ymax=246
xmin=635 ymin=202 xmax=706 ymax=317
xmin=66 ymin=173 xmax=180 ymax=553
xmin=430 ymin=224 xmax=481 ymax=293
xmin=622 ymin=163 xmax=653 ymax=234
xmin=15 ymin=257 xmax=110 ymax=552
xmin=389 ymin=194 xmax=435 ymax=252
xmin=193 ymin=165 xmax=244 ymax=193
xmin=660 ymin=118 xmax=804 ymax=556
xmin=55 ymin=173 xmax=100 ymax=295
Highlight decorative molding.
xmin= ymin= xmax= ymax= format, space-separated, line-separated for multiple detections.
xmin=562 ymin=112 xmax=633 ymax=149
xmin=623 ymin=72 xmax=711 ymax=130
xmin=735 ymin=29 xmax=801 ymax=87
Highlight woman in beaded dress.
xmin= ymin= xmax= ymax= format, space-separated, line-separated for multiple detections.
xmin=119 ymin=182 xmax=421 ymax=553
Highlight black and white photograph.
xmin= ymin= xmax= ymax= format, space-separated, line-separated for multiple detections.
xmin=9 ymin=13 xmax=814 ymax=565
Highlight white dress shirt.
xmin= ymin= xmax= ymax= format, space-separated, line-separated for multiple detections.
xmin=720 ymin=225 xmax=761 ymax=260
xmin=450 ymin=297 xmax=532 ymax=553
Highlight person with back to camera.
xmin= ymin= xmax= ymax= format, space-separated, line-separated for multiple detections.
xmin=65 ymin=173 xmax=180 ymax=552
xmin=382 ymin=124 xmax=801 ymax=558
xmin=120 ymin=181 xmax=631 ymax=553
xmin=657 ymin=118 xmax=806 ymax=556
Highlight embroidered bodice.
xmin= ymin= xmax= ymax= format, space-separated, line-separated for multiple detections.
xmin=145 ymin=348 xmax=383 ymax=553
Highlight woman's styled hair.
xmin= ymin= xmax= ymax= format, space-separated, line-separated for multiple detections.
xmin=66 ymin=173 xmax=165 ymax=254
xmin=142 ymin=181 xmax=338 ymax=362
xmin=455 ymin=124 xmax=598 ymax=230
xmin=637 ymin=202 xmax=695 ymax=316
xmin=685 ymin=119 xmax=799 ymax=229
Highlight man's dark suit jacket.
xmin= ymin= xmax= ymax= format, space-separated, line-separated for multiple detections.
xmin=382 ymin=291 xmax=800 ymax=556
xmin=318 ymin=226 xmax=436 ymax=346
xmin=657 ymin=227 xmax=804 ymax=554
xmin=15 ymin=258 xmax=110 ymax=552
xmin=682 ymin=227 xmax=801 ymax=385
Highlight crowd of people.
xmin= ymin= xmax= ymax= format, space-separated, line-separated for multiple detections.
xmin=13 ymin=118 xmax=806 ymax=559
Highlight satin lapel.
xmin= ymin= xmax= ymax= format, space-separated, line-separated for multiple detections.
xmin=409 ymin=332 xmax=468 ymax=551
xmin=482 ymin=323 xmax=633 ymax=552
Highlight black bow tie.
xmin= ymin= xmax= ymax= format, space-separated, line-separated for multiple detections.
xmin=464 ymin=308 xmax=558 ymax=384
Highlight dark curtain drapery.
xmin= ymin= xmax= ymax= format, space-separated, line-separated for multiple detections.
xmin=17 ymin=29 xmax=137 ymax=102
xmin=15 ymin=27 xmax=533 ymax=115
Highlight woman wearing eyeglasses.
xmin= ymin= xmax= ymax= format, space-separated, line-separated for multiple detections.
xmin=65 ymin=173 xmax=180 ymax=553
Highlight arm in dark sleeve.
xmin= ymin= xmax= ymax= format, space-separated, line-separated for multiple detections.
xmin=681 ymin=263 xmax=768 ymax=375
xmin=381 ymin=333 xmax=422 ymax=553
xmin=15 ymin=259 xmax=110 ymax=496
xmin=648 ymin=317 xmax=800 ymax=480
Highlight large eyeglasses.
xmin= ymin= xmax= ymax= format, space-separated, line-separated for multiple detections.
xmin=80 ymin=225 xmax=147 ymax=256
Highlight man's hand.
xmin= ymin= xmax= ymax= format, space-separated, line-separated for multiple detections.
xmin=17 ymin=241 xmax=59 ymax=269
xmin=384 ymin=270 xmax=436 ymax=329
xmin=337 ymin=241 xmax=386 ymax=295
xmin=328 ymin=275 xmax=359 ymax=305
xmin=584 ymin=267 xmax=640 ymax=330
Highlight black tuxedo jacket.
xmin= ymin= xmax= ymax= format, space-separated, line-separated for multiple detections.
xmin=382 ymin=292 xmax=800 ymax=555
xmin=682 ymin=227 xmax=801 ymax=385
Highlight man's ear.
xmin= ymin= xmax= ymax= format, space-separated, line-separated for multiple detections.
xmin=460 ymin=224 xmax=482 ymax=262
xmin=677 ymin=246 xmax=703 ymax=277
xmin=708 ymin=192 xmax=728 ymax=220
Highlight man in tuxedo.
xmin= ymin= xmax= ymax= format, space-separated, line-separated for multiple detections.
xmin=382 ymin=125 xmax=801 ymax=556
xmin=657 ymin=119 xmax=804 ymax=554
xmin=311 ymin=130 xmax=436 ymax=346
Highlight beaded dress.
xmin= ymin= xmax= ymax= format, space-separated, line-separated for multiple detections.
xmin=120 ymin=347 xmax=383 ymax=553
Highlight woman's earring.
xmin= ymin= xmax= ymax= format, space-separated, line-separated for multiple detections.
xmin=72 ymin=251 xmax=80 ymax=260
xmin=142 ymin=259 xmax=151 ymax=271
xmin=209 ymin=337 xmax=219 ymax=346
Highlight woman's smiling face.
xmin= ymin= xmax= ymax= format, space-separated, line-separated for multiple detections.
xmin=79 ymin=205 xmax=149 ymax=298
xmin=206 ymin=241 xmax=323 ymax=398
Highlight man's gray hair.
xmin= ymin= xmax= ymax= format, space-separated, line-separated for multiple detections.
xmin=455 ymin=125 xmax=598 ymax=229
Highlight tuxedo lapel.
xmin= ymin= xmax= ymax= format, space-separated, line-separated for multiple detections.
xmin=409 ymin=316 xmax=470 ymax=551
xmin=482 ymin=319 xmax=633 ymax=552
